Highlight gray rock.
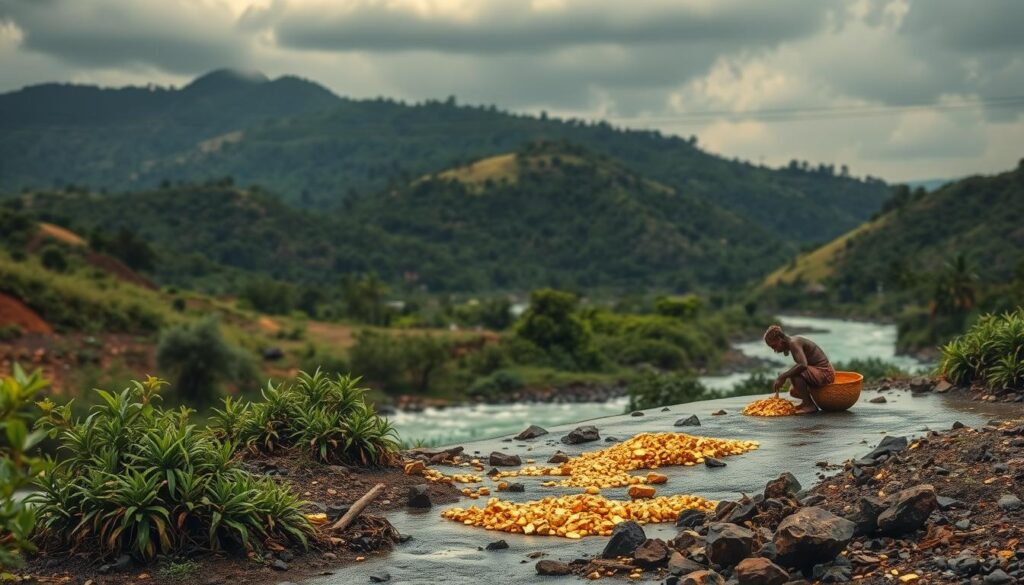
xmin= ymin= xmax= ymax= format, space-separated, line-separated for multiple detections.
xmin=98 ymin=554 xmax=133 ymax=574
xmin=602 ymin=521 xmax=647 ymax=558
xmin=506 ymin=482 xmax=525 ymax=492
xmin=868 ymin=396 xmax=887 ymax=404
xmin=631 ymin=410 xmax=645 ymax=417
xmin=984 ymin=569 xmax=1013 ymax=584
xmin=514 ymin=425 xmax=549 ymax=440
xmin=952 ymin=420 xmax=966 ymax=429
xmin=877 ymin=485 xmax=937 ymax=535
xmin=705 ymin=457 xmax=727 ymax=468
xmin=997 ymin=494 xmax=1022 ymax=512
xmin=369 ymin=573 xmax=391 ymax=583
xmin=561 ymin=425 xmax=600 ymax=444
xmin=271 ymin=559 xmax=290 ymax=571
xmin=675 ymin=415 xmax=701 ymax=427
xmin=489 ymin=452 xmax=522 ymax=466
xmin=711 ymin=410 xmax=727 ymax=416
xmin=706 ymin=522 xmax=754 ymax=568
xmin=909 ymin=377 xmax=933 ymax=393
xmin=774 ymin=507 xmax=855 ymax=567
xmin=633 ymin=538 xmax=670 ymax=567
xmin=863 ymin=436 xmax=908 ymax=461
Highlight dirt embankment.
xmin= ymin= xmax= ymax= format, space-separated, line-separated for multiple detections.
xmin=0 ymin=292 xmax=52 ymax=334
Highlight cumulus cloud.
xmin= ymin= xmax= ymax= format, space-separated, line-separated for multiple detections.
xmin=0 ymin=0 xmax=1020 ymax=180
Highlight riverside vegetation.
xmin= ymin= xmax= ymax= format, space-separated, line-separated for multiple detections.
xmin=0 ymin=369 xmax=404 ymax=572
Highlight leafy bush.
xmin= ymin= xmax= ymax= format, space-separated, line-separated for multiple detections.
xmin=212 ymin=370 xmax=400 ymax=467
xmin=466 ymin=369 xmax=525 ymax=399
xmin=596 ymin=336 xmax=686 ymax=369
xmin=939 ymin=309 xmax=1024 ymax=390
xmin=349 ymin=331 xmax=452 ymax=393
xmin=31 ymin=376 xmax=313 ymax=562
xmin=833 ymin=358 xmax=909 ymax=382
xmin=653 ymin=294 xmax=703 ymax=319
xmin=0 ymin=365 xmax=49 ymax=569
xmin=156 ymin=317 xmax=256 ymax=405
xmin=39 ymin=245 xmax=69 ymax=273
xmin=626 ymin=370 xmax=708 ymax=412
xmin=721 ymin=371 xmax=776 ymax=398
xmin=515 ymin=289 xmax=603 ymax=370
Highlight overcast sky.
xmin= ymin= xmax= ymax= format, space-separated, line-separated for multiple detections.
xmin=1 ymin=0 xmax=1022 ymax=182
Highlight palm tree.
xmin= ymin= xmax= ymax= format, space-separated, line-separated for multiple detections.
xmin=930 ymin=254 xmax=978 ymax=317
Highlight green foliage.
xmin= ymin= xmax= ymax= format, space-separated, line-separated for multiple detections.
xmin=342 ymin=274 xmax=392 ymax=325
xmin=156 ymin=317 xmax=256 ymax=405
xmin=0 ymin=365 xmax=49 ymax=569
xmin=39 ymin=245 xmax=69 ymax=273
xmin=654 ymin=294 xmax=703 ymax=319
xmin=466 ymin=369 xmax=525 ymax=399
xmin=240 ymin=279 xmax=296 ymax=315
xmin=721 ymin=371 xmax=776 ymax=398
xmin=833 ymin=358 xmax=909 ymax=382
xmin=348 ymin=331 xmax=453 ymax=394
xmin=515 ymin=289 xmax=602 ymax=371
xmin=626 ymin=370 xmax=708 ymax=412
xmin=212 ymin=370 xmax=400 ymax=467
xmin=939 ymin=309 xmax=1024 ymax=390
xmin=89 ymin=228 xmax=157 ymax=272
xmin=31 ymin=376 xmax=313 ymax=563
xmin=0 ymin=251 xmax=165 ymax=332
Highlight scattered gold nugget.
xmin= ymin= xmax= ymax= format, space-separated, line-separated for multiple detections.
xmin=742 ymin=397 xmax=798 ymax=417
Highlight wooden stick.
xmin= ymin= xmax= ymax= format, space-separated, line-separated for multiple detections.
xmin=329 ymin=483 xmax=386 ymax=532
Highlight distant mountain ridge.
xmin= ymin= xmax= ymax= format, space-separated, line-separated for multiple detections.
xmin=18 ymin=143 xmax=791 ymax=292
xmin=0 ymin=69 xmax=891 ymax=244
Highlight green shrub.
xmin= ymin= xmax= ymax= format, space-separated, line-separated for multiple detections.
xmin=653 ymin=294 xmax=703 ymax=319
xmin=833 ymin=358 xmax=909 ymax=382
xmin=514 ymin=289 xmax=602 ymax=370
xmin=0 ymin=365 xmax=49 ymax=569
xmin=349 ymin=331 xmax=452 ymax=393
xmin=31 ymin=376 xmax=313 ymax=563
xmin=722 ymin=371 xmax=776 ymax=398
xmin=39 ymin=245 xmax=69 ymax=273
xmin=626 ymin=370 xmax=708 ymax=412
xmin=597 ymin=336 xmax=686 ymax=369
xmin=212 ymin=370 xmax=400 ymax=467
xmin=939 ymin=309 xmax=1024 ymax=390
xmin=156 ymin=317 xmax=256 ymax=405
xmin=466 ymin=369 xmax=525 ymax=399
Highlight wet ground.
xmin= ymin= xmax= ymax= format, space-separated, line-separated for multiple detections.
xmin=310 ymin=391 xmax=1020 ymax=585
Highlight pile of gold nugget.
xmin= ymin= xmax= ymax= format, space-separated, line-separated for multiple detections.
xmin=742 ymin=396 xmax=798 ymax=417
xmin=441 ymin=492 xmax=716 ymax=538
xmin=495 ymin=432 xmax=759 ymax=489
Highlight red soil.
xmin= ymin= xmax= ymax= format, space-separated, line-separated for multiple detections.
xmin=0 ymin=292 xmax=52 ymax=334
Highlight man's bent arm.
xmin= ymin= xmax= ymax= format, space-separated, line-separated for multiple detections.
xmin=780 ymin=343 xmax=808 ymax=380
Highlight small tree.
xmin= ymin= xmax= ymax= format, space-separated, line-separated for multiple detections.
xmin=514 ymin=288 xmax=599 ymax=369
xmin=156 ymin=318 xmax=255 ymax=405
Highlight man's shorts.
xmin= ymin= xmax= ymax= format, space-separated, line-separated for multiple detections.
xmin=799 ymin=364 xmax=836 ymax=389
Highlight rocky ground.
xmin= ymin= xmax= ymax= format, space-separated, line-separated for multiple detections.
xmin=525 ymin=412 xmax=1024 ymax=584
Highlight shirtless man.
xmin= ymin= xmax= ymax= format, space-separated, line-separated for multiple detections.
xmin=763 ymin=324 xmax=835 ymax=414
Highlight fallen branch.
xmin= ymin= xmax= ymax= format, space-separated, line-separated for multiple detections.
xmin=330 ymin=483 xmax=386 ymax=532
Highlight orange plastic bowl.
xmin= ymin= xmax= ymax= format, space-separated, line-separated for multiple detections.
xmin=811 ymin=371 xmax=863 ymax=412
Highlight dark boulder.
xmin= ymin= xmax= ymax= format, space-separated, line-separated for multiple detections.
xmin=488 ymin=452 xmax=522 ymax=466
xmin=601 ymin=521 xmax=646 ymax=558
xmin=675 ymin=508 xmax=707 ymax=528
xmin=773 ymin=507 xmax=854 ymax=567
xmin=668 ymin=552 xmax=706 ymax=575
xmin=369 ymin=573 xmax=391 ymax=583
xmin=514 ymin=425 xmax=549 ymax=440
xmin=506 ymin=482 xmax=525 ymax=492
xmin=863 ymin=436 xmax=908 ymax=461
xmin=675 ymin=415 xmax=701 ymax=427
xmin=407 ymin=485 xmax=432 ymax=508
xmin=868 ymin=396 xmax=887 ymax=404
xmin=997 ymin=493 xmax=1022 ymax=512
xmin=679 ymin=570 xmax=726 ymax=585
xmin=877 ymin=485 xmax=937 ymax=535
xmin=764 ymin=472 xmax=802 ymax=500
xmin=535 ymin=560 xmax=572 ymax=576
xmin=846 ymin=495 xmax=887 ymax=536
xmin=705 ymin=522 xmax=754 ymax=568
xmin=561 ymin=425 xmax=600 ymax=444
xmin=547 ymin=451 xmax=570 ymax=464
xmin=735 ymin=557 xmax=789 ymax=585
xmin=705 ymin=457 xmax=727 ymax=468
xmin=633 ymin=538 xmax=670 ymax=567
xmin=485 ymin=539 xmax=509 ymax=551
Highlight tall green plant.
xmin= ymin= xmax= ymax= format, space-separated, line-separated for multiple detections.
xmin=0 ymin=365 xmax=49 ymax=570
xmin=939 ymin=308 xmax=1024 ymax=390
xmin=31 ymin=376 xmax=312 ymax=562
xmin=156 ymin=317 xmax=255 ymax=405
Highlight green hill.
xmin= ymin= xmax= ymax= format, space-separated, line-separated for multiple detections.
xmin=0 ymin=69 xmax=891 ymax=244
xmin=17 ymin=143 xmax=790 ymax=293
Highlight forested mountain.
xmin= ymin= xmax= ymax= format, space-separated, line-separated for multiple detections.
xmin=15 ymin=143 xmax=789 ymax=293
xmin=765 ymin=161 xmax=1024 ymax=297
xmin=0 ymin=69 xmax=890 ymax=243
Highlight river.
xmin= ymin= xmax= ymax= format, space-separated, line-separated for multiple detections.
xmin=391 ymin=315 xmax=925 ymax=445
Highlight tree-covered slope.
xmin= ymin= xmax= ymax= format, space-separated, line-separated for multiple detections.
xmin=17 ymin=143 xmax=790 ymax=293
xmin=0 ymin=70 xmax=891 ymax=243
xmin=764 ymin=161 xmax=1024 ymax=299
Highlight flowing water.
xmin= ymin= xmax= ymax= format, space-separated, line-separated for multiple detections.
xmin=391 ymin=316 xmax=924 ymax=445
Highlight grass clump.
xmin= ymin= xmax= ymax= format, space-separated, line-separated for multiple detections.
xmin=211 ymin=370 xmax=400 ymax=467
xmin=31 ymin=376 xmax=313 ymax=562
xmin=939 ymin=308 xmax=1024 ymax=390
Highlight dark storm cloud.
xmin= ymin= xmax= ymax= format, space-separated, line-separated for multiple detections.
xmin=900 ymin=0 xmax=1024 ymax=53
xmin=0 ymin=0 xmax=246 ymax=74
xmin=265 ymin=0 xmax=830 ymax=54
